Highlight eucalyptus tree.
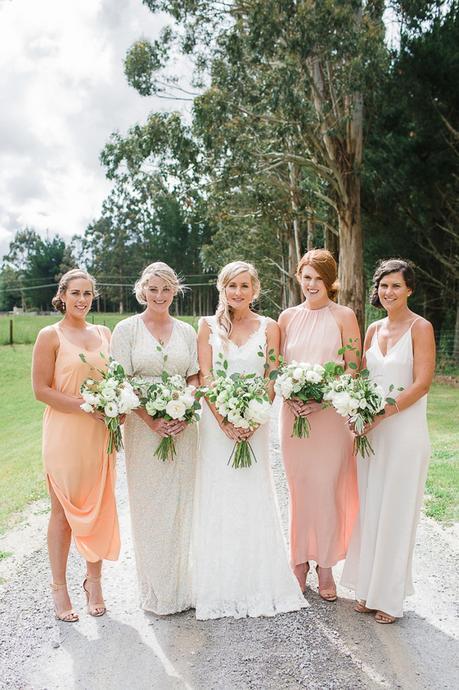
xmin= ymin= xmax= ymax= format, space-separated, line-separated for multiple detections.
xmin=121 ymin=0 xmax=387 ymax=329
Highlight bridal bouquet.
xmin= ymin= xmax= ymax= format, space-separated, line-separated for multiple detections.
xmin=323 ymin=370 xmax=397 ymax=458
xmin=133 ymin=373 xmax=201 ymax=462
xmin=273 ymin=360 xmax=328 ymax=438
xmin=79 ymin=355 xmax=140 ymax=454
xmin=204 ymin=354 xmax=272 ymax=468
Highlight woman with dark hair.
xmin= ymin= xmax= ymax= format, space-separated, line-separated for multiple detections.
xmin=278 ymin=249 xmax=360 ymax=601
xmin=32 ymin=269 xmax=120 ymax=622
xmin=342 ymin=258 xmax=435 ymax=623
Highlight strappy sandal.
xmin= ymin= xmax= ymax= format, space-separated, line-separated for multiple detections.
xmin=375 ymin=610 xmax=396 ymax=624
xmin=354 ymin=600 xmax=376 ymax=614
xmin=83 ymin=575 xmax=106 ymax=617
xmin=50 ymin=582 xmax=79 ymax=622
xmin=315 ymin=565 xmax=337 ymax=602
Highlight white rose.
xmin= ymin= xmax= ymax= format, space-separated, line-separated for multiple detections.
xmin=80 ymin=402 xmax=94 ymax=413
xmin=82 ymin=391 xmax=99 ymax=406
xmin=330 ymin=391 xmax=353 ymax=417
xmin=305 ymin=370 xmax=322 ymax=384
xmin=101 ymin=386 xmax=117 ymax=401
xmin=166 ymin=399 xmax=186 ymax=420
xmin=280 ymin=379 xmax=294 ymax=399
xmin=217 ymin=403 xmax=228 ymax=417
xmin=104 ymin=401 xmax=119 ymax=418
xmin=293 ymin=367 xmax=304 ymax=381
xmin=105 ymin=378 xmax=118 ymax=388
xmin=118 ymin=386 xmax=140 ymax=413
xmin=246 ymin=398 xmax=271 ymax=425
xmin=181 ymin=393 xmax=195 ymax=409
xmin=227 ymin=410 xmax=242 ymax=426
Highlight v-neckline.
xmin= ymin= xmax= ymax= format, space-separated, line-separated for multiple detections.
xmin=376 ymin=320 xmax=417 ymax=358
xmin=140 ymin=316 xmax=176 ymax=349
xmin=227 ymin=316 xmax=264 ymax=349
xmin=57 ymin=325 xmax=104 ymax=352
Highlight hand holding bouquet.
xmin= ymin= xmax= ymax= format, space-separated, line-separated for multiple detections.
xmin=204 ymin=355 xmax=272 ymax=468
xmin=133 ymin=372 xmax=200 ymax=462
xmin=323 ymin=370 xmax=398 ymax=458
xmin=79 ymin=355 xmax=140 ymax=454
xmin=272 ymin=360 xmax=328 ymax=438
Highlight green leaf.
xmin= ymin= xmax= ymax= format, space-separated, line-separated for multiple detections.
xmin=348 ymin=362 xmax=357 ymax=370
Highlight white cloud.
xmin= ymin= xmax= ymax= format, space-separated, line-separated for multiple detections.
xmin=0 ymin=0 xmax=189 ymax=259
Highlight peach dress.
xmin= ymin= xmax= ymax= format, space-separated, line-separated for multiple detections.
xmin=280 ymin=303 xmax=358 ymax=568
xmin=42 ymin=324 xmax=120 ymax=563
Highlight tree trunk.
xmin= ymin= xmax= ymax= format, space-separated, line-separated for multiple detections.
xmin=454 ymin=299 xmax=459 ymax=366
xmin=337 ymin=177 xmax=365 ymax=336
xmin=288 ymin=231 xmax=302 ymax=306
xmin=324 ymin=226 xmax=339 ymax=258
xmin=307 ymin=216 xmax=315 ymax=250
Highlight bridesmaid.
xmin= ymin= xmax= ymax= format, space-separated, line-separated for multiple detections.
xmin=32 ymin=269 xmax=120 ymax=622
xmin=278 ymin=249 xmax=360 ymax=600
xmin=110 ymin=262 xmax=199 ymax=615
xmin=341 ymin=259 xmax=435 ymax=623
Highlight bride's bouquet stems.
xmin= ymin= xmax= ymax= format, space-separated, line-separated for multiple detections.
xmin=292 ymin=414 xmax=311 ymax=439
xmin=155 ymin=435 xmax=177 ymax=463
xmin=229 ymin=439 xmax=256 ymax=469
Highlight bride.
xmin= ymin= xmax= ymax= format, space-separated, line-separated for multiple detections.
xmin=192 ymin=261 xmax=308 ymax=620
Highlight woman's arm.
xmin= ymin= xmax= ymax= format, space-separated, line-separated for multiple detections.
xmin=335 ymin=306 xmax=362 ymax=373
xmin=32 ymin=328 xmax=84 ymax=414
xmin=363 ymin=319 xmax=435 ymax=432
xmin=265 ymin=319 xmax=280 ymax=401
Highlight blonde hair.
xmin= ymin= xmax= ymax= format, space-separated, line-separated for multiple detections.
xmin=134 ymin=262 xmax=184 ymax=305
xmin=215 ymin=261 xmax=261 ymax=344
xmin=296 ymin=249 xmax=339 ymax=301
xmin=52 ymin=268 xmax=98 ymax=313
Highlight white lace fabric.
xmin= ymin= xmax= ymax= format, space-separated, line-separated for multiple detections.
xmin=192 ymin=315 xmax=308 ymax=620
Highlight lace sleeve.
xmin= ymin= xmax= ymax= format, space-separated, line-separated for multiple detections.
xmin=110 ymin=318 xmax=134 ymax=376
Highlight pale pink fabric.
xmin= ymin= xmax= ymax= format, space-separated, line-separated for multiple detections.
xmin=42 ymin=325 xmax=120 ymax=563
xmin=280 ymin=303 xmax=358 ymax=568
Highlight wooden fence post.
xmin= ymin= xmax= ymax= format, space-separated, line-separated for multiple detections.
xmin=9 ymin=319 xmax=13 ymax=345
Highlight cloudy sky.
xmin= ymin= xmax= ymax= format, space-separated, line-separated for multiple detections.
xmin=0 ymin=0 xmax=189 ymax=259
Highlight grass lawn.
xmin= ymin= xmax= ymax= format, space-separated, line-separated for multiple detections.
xmin=0 ymin=337 xmax=457 ymax=533
xmin=0 ymin=313 xmax=199 ymax=345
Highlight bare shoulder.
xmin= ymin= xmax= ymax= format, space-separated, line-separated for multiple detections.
xmin=197 ymin=316 xmax=211 ymax=333
xmin=329 ymin=301 xmax=357 ymax=323
xmin=278 ymin=306 xmax=299 ymax=327
xmin=98 ymin=325 xmax=112 ymax=339
xmin=365 ymin=318 xmax=383 ymax=339
xmin=412 ymin=316 xmax=434 ymax=340
xmin=35 ymin=324 xmax=59 ymax=347
xmin=265 ymin=317 xmax=280 ymax=337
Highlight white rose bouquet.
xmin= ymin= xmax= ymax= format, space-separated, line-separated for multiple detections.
xmin=79 ymin=354 xmax=140 ymax=454
xmin=272 ymin=360 xmax=329 ymax=438
xmin=204 ymin=354 xmax=272 ymax=468
xmin=133 ymin=372 xmax=201 ymax=462
xmin=323 ymin=370 xmax=398 ymax=458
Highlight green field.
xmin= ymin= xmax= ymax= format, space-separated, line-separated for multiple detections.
xmin=0 ymin=323 xmax=457 ymax=533
xmin=0 ymin=313 xmax=198 ymax=345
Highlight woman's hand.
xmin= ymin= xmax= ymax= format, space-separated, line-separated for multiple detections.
xmin=287 ymin=399 xmax=322 ymax=417
xmin=219 ymin=420 xmax=254 ymax=442
xmin=145 ymin=417 xmax=186 ymax=438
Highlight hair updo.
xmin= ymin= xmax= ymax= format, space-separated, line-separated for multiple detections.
xmin=296 ymin=249 xmax=339 ymax=301
xmin=215 ymin=261 xmax=261 ymax=345
xmin=370 ymin=259 xmax=416 ymax=309
xmin=51 ymin=269 xmax=98 ymax=313
xmin=134 ymin=262 xmax=184 ymax=305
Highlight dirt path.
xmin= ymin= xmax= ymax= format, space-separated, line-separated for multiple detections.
xmin=1 ymin=412 xmax=458 ymax=690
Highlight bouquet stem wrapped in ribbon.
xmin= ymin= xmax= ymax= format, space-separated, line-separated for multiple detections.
xmin=79 ymin=354 xmax=140 ymax=454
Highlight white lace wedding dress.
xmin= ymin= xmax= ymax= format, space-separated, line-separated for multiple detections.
xmin=192 ymin=315 xmax=308 ymax=620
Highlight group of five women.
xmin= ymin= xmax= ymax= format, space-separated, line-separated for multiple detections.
xmin=32 ymin=249 xmax=435 ymax=626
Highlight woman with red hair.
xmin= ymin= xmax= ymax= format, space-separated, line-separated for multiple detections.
xmin=278 ymin=249 xmax=360 ymax=601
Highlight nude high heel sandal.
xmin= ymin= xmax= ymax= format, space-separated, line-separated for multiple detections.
xmin=82 ymin=575 xmax=106 ymax=617
xmin=50 ymin=582 xmax=79 ymax=622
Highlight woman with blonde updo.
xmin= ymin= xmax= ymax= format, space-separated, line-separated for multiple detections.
xmin=32 ymin=269 xmax=120 ymax=622
xmin=278 ymin=249 xmax=360 ymax=601
xmin=111 ymin=262 xmax=199 ymax=614
xmin=192 ymin=261 xmax=307 ymax=620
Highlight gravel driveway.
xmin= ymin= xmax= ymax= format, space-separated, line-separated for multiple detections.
xmin=1 ymin=407 xmax=458 ymax=690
